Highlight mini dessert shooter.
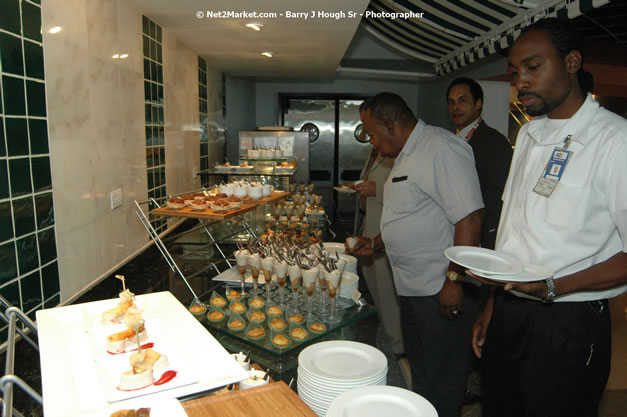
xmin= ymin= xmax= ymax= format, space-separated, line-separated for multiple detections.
xmin=234 ymin=249 xmax=250 ymax=296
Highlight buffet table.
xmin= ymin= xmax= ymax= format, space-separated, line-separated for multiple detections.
xmin=36 ymin=291 xmax=248 ymax=417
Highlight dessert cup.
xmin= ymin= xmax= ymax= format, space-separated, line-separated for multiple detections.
xmin=287 ymin=264 xmax=302 ymax=307
xmin=248 ymin=253 xmax=262 ymax=297
xmin=289 ymin=321 xmax=308 ymax=342
xmin=239 ymin=369 xmax=269 ymax=390
xmin=234 ymin=249 xmax=250 ymax=296
xmin=274 ymin=260 xmax=288 ymax=308
xmin=246 ymin=320 xmax=265 ymax=341
xmin=301 ymin=267 xmax=319 ymax=320
xmin=227 ymin=312 xmax=246 ymax=332
xmin=261 ymin=256 xmax=275 ymax=304
xmin=207 ymin=306 xmax=226 ymax=323
xmin=324 ymin=269 xmax=343 ymax=324
xmin=231 ymin=352 xmax=250 ymax=371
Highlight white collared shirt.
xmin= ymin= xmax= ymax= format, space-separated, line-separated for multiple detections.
xmin=497 ymin=95 xmax=627 ymax=302
xmin=381 ymin=120 xmax=484 ymax=296
xmin=455 ymin=117 xmax=481 ymax=139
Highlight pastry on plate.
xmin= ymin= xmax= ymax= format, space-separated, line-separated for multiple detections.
xmin=290 ymin=327 xmax=308 ymax=341
xmin=208 ymin=311 xmax=225 ymax=322
xmin=272 ymin=333 xmax=291 ymax=348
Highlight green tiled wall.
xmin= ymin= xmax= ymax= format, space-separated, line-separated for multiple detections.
xmin=198 ymin=57 xmax=209 ymax=188
xmin=142 ymin=16 xmax=166 ymax=233
xmin=0 ymin=0 xmax=60 ymax=345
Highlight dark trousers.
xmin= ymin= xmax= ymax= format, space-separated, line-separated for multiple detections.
xmin=482 ymin=291 xmax=611 ymax=417
xmin=401 ymin=285 xmax=478 ymax=417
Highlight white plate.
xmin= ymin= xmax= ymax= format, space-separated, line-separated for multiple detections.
xmin=298 ymin=341 xmax=387 ymax=382
xmin=333 ymin=186 xmax=355 ymax=194
xmin=327 ymin=385 xmax=437 ymax=417
xmin=93 ymin=351 xmax=196 ymax=402
xmin=82 ymin=398 xmax=187 ymax=417
xmin=298 ymin=369 xmax=387 ymax=389
xmin=469 ymin=263 xmax=553 ymax=283
xmin=444 ymin=246 xmax=523 ymax=275
xmin=323 ymin=242 xmax=346 ymax=254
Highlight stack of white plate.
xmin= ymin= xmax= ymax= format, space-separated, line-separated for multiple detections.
xmin=338 ymin=272 xmax=359 ymax=299
xmin=338 ymin=254 xmax=357 ymax=274
xmin=323 ymin=242 xmax=346 ymax=255
xmin=325 ymin=385 xmax=438 ymax=417
xmin=298 ymin=341 xmax=388 ymax=417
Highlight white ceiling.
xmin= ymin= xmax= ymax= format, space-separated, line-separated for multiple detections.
xmin=127 ymin=0 xmax=371 ymax=78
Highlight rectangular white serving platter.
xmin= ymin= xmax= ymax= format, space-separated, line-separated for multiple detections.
xmin=212 ymin=265 xmax=276 ymax=286
xmin=37 ymin=291 xmax=248 ymax=417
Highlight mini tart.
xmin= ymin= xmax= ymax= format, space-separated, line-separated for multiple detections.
xmin=267 ymin=305 xmax=283 ymax=316
xmin=272 ymin=333 xmax=291 ymax=348
xmin=249 ymin=311 xmax=266 ymax=322
xmin=269 ymin=318 xmax=287 ymax=331
xmin=228 ymin=319 xmax=245 ymax=331
xmin=247 ymin=327 xmax=265 ymax=340
xmin=249 ymin=298 xmax=265 ymax=309
xmin=309 ymin=322 xmax=327 ymax=333
xmin=287 ymin=313 xmax=304 ymax=324
xmin=230 ymin=302 xmax=246 ymax=313
xmin=290 ymin=327 xmax=308 ymax=341
xmin=189 ymin=305 xmax=206 ymax=316
xmin=226 ymin=290 xmax=241 ymax=300
xmin=211 ymin=297 xmax=227 ymax=307
xmin=208 ymin=311 xmax=225 ymax=322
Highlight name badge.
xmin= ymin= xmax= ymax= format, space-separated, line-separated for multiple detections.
xmin=533 ymin=147 xmax=572 ymax=197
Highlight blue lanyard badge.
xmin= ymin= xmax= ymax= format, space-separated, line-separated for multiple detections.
xmin=533 ymin=136 xmax=573 ymax=197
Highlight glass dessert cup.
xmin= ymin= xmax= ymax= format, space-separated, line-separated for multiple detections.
xmin=234 ymin=249 xmax=250 ymax=297
xmin=287 ymin=264 xmax=302 ymax=308
xmin=248 ymin=253 xmax=262 ymax=297
xmin=260 ymin=256 xmax=274 ymax=298
xmin=274 ymin=260 xmax=288 ymax=308
xmin=261 ymin=257 xmax=275 ymax=304
xmin=324 ymin=269 xmax=342 ymax=324
xmin=301 ymin=267 xmax=319 ymax=321
xmin=316 ymin=268 xmax=331 ymax=318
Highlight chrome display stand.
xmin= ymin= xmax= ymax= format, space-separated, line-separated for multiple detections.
xmin=0 ymin=296 xmax=42 ymax=417
xmin=134 ymin=196 xmax=257 ymax=300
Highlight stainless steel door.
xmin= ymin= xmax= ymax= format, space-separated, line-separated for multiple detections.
xmin=283 ymin=98 xmax=369 ymax=234
xmin=284 ymin=99 xmax=336 ymax=225
xmin=337 ymin=100 xmax=371 ymax=225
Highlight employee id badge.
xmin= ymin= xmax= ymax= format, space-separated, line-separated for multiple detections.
xmin=533 ymin=147 xmax=573 ymax=197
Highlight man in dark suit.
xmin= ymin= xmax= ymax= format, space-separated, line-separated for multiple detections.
xmin=447 ymin=78 xmax=513 ymax=249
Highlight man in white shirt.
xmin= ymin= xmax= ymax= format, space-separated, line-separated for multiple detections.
xmin=472 ymin=18 xmax=627 ymax=417
xmin=349 ymin=92 xmax=484 ymax=417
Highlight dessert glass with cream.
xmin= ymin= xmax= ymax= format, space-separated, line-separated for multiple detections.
xmin=234 ymin=249 xmax=250 ymax=296
xmin=248 ymin=253 xmax=262 ymax=297
xmin=287 ymin=264 xmax=302 ymax=307
xmin=274 ymin=259 xmax=288 ymax=308
xmin=261 ymin=256 xmax=275 ymax=304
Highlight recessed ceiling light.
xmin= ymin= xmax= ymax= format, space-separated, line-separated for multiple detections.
xmin=120 ymin=54 xmax=128 ymax=59
xmin=112 ymin=54 xmax=120 ymax=59
xmin=261 ymin=52 xmax=273 ymax=58
xmin=245 ymin=23 xmax=263 ymax=31
xmin=48 ymin=26 xmax=62 ymax=34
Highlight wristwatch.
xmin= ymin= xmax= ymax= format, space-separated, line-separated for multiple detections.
xmin=543 ymin=277 xmax=556 ymax=303
xmin=446 ymin=271 xmax=464 ymax=282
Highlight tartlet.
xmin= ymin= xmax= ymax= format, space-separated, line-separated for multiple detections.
xmin=208 ymin=311 xmax=225 ymax=322
xmin=210 ymin=297 xmax=227 ymax=308
xmin=249 ymin=298 xmax=265 ymax=309
xmin=247 ymin=328 xmax=265 ymax=340
xmin=287 ymin=313 xmax=305 ymax=324
xmin=267 ymin=305 xmax=282 ymax=316
xmin=230 ymin=302 xmax=246 ymax=313
xmin=272 ymin=333 xmax=291 ymax=348
xmin=226 ymin=290 xmax=241 ymax=300
xmin=290 ymin=327 xmax=308 ymax=341
xmin=228 ymin=319 xmax=245 ymax=331
xmin=309 ymin=322 xmax=327 ymax=333
xmin=189 ymin=304 xmax=206 ymax=316
xmin=249 ymin=311 xmax=266 ymax=322
xmin=269 ymin=318 xmax=287 ymax=331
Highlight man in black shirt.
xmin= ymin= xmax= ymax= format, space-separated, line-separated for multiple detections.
xmin=447 ymin=78 xmax=513 ymax=249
